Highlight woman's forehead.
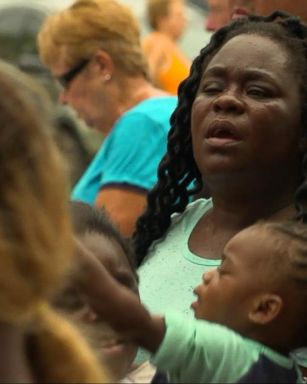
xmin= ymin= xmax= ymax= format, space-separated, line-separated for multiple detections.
xmin=204 ymin=33 xmax=291 ymax=74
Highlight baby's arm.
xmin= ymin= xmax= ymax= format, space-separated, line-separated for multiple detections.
xmin=74 ymin=238 xmax=165 ymax=353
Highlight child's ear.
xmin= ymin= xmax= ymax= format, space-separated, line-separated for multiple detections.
xmin=248 ymin=293 xmax=283 ymax=325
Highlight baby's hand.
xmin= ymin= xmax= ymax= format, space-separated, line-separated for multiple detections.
xmin=73 ymin=237 xmax=165 ymax=352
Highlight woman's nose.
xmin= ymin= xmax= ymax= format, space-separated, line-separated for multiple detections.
xmin=213 ymin=92 xmax=244 ymax=114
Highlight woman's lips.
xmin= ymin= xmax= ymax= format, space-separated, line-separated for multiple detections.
xmin=205 ymin=120 xmax=243 ymax=147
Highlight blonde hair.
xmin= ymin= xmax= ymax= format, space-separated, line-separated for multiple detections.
xmin=38 ymin=0 xmax=149 ymax=78
xmin=147 ymin=0 xmax=181 ymax=30
xmin=0 ymin=61 xmax=109 ymax=382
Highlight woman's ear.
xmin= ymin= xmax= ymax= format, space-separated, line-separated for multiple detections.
xmin=248 ymin=293 xmax=283 ymax=325
xmin=92 ymin=49 xmax=114 ymax=79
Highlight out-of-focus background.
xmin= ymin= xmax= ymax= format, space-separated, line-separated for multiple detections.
xmin=0 ymin=0 xmax=210 ymax=187
xmin=1 ymin=0 xmax=305 ymax=188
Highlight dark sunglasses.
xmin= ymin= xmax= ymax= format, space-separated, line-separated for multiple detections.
xmin=57 ymin=59 xmax=90 ymax=88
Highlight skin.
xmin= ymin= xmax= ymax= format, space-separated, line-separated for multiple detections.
xmin=72 ymin=233 xmax=139 ymax=381
xmin=76 ymin=225 xmax=303 ymax=355
xmin=51 ymin=50 xmax=167 ymax=236
xmin=191 ymin=226 xmax=283 ymax=334
xmin=256 ymin=0 xmax=307 ymax=22
xmin=228 ymin=0 xmax=256 ymax=19
xmin=189 ymin=34 xmax=303 ymax=259
xmin=206 ymin=0 xmax=230 ymax=31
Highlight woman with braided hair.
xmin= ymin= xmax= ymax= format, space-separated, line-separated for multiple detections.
xmin=133 ymin=11 xmax=307 ymax=369
xmin=0 ymin=61 xmax=109 ymax=383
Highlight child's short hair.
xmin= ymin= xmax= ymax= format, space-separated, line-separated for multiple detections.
xmin=257 ymin=220 xmax=307 ymax=346
xmin=70 ymin=201 xmax=137 ymax=275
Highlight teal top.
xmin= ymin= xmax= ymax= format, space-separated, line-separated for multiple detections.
xmin=152 ymin=312 xmax=304 ymax=383
xmin=71 ymin=96 xmax=177 ymax=204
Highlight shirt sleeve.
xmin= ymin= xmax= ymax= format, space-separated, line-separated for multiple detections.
xmin=99 ymin=111 xmax=168 ymax=191
xmin=151 ymin=312 xmax=261 ymax=383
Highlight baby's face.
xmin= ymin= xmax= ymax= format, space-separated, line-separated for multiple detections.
xmin=191 ymin=226 xmax=274 ymax=333
xmin=76 ymin=232 xmax=138 ymax=380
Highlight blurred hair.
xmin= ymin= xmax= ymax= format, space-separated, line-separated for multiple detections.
xmin=260 ymin=220 xmax=307 ymax=346
xmin=147 ymin=0 xmax=174 ymax=30
xmin=70 ymin=201 xmax=137 ymax=274
xmin=0 ymin=61 xmax=108 ymax=382
xmin=37 ymin=0 xmax=149 ymax=79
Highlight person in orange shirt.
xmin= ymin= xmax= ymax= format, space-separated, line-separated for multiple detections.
xmin=143 ymin=0 xmax=191 ymax=95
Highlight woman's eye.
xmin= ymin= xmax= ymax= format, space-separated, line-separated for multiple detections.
xmin=201 ymin=82 xmax=223 ymax=95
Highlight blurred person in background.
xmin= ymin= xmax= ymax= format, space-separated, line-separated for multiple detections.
xmin=142 ymin=0 xmax=191 ymax=95
xmin=205 ymin=0 xmax=257 ymax=31
xmin=37 ymin=0 xmax=177 ymax=236
xmin=205 ymin=0 xmax=230 ymax=31
xmin=228 ymin=0 xmax=256 ymax=19
xmin=0 ymin=60 xmax=109 ymax=384
xmin=229 ymin=0 xmax=307 ymax=22
xmin=0 ymin=4 xmax=95 ymax=188
xmin=256 ymin=0 xmax=307 ymax=22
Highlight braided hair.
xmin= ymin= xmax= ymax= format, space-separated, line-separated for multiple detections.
xmin=134 ymin=11 xmax=307 ymax=265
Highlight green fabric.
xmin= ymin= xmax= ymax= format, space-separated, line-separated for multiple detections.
xmin=138 ymin=199 xmax=218 ymax=318
xmin=136 ymin=199 xmax=219 ymax=363
xmin=152 ymin=312 xmax=303 ymax=383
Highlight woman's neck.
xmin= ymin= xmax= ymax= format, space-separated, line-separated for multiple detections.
xmin=117 ymin=76 xmax=169 ymax=113
xmin=0 ymin=322 xmax=33 ymax=383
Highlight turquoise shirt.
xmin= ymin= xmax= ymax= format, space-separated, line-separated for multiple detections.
xmin=71 ymin=96 xmax=177 ymax=204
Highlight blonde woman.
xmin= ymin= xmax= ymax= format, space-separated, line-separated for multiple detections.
xmin=0 ymin=61 xmax=109 ymax=383
xmin=143 ymin=0 xmax=191 ymax=95
xmin=38 ymin=0 xmax=177 ymax=236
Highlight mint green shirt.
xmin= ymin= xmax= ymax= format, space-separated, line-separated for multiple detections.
xmin=138 ymin=199 xmax=218 ymax=318
xmin=137 ymin=199 xmax=219 ymax=363
xmin=152 ymin=312 xmax=304 ymax=383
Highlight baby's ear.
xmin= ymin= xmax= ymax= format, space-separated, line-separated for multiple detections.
xmin=248 ymin=293 xmax=283 ymax=325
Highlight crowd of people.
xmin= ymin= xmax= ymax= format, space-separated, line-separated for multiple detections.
xmin=0 ymin=0 xmax=306 ymax=383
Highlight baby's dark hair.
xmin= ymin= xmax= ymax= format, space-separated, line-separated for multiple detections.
xmin=70 ymin=201 xmax=137 ymax=274
xmin=133 ymin=11 xmax=307 ymax=265
xmin=261 ymin=220 xmax=307 ymax=346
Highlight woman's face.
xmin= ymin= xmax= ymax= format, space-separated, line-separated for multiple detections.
xmin=51 ymin=51 xmax=114 ymax=134
xmin=191 ymin=34 xmax=303 ymax=181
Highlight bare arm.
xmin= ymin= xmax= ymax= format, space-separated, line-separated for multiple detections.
xmin=75 ymin=239 xmax=165 ymax=352
xmin=95 ymin=187 xmax=147 ymax=236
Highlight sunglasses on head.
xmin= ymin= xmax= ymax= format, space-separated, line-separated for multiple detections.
xmin=57 ymin=59 xmax=90 ymax=88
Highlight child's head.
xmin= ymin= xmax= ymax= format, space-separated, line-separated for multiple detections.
xmin=57 ymin=201 xmax=138 ymax=380
xmin=192 ymin=221 xmax=307 ymax=352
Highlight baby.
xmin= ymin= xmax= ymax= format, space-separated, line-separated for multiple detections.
xmin=76 ymin=220 xmax=307 ymax=383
